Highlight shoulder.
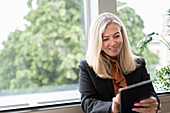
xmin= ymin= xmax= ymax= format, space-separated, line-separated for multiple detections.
xmin=79 ymin=60 xmax=87 ymax=65
xmin=79 ymin=60 xmax=88 ymax=67
xmin=125 ymin=57 xmax=149 ymax=84
xmin=79 ymin=60 xmax=97 ymax=79
xmin=135 ymin=57 xmax=146 ymax=67
xmin=79 ymin=60 xmax=92 ymax=70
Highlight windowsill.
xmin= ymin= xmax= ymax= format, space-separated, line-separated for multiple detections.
xmin=0 ymin=90 xmax=81 ymax=112
xmin=156 ymin=89 xmax=170 ymax=95
xmin=0 ymin=101 xmax=81 ymax=113
xmin=157 ymin=91 xmax=170 ymax=96
xmin=1 ymin=89 xmax=170 ymax=113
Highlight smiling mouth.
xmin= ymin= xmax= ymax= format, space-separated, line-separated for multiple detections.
xmin=110 ymin=47 xmax=118 ymax=51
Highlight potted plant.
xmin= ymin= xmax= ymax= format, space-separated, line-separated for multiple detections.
xmin=137 ymin=9 xmax=170 ymax=91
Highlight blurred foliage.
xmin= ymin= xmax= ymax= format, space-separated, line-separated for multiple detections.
xmin=117 ymin=2 xmax=158 ymax=65
xmin=153 ymin=65 xmax=170 ymax=90
xmin=0 ymin=1 xmax=163 ymax=93
xmin=137 ymin=9 xmax=170 ymax=90
xmin=0 ymin=0 xmax=85 ymax=91
xmin=137 ymin=32 xmax=170 ymax=53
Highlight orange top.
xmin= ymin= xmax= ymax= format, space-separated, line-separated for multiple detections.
xmin=111 ymin=59 xmax=127 ymax=96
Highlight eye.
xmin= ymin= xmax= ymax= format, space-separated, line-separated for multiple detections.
xmin=114 ymin=35 xmax=120 ymax=38
xmin=102 ymin=36 xmax=109 ymax=41
xmin=103 ymin=38 xmax=109 ymax=41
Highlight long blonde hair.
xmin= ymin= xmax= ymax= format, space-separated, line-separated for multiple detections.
xmin=86 ymin=12 xmax=137 ymax=79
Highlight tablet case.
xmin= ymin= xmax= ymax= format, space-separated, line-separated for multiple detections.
xmin=119 ymin=80 xmax=152 ymax=113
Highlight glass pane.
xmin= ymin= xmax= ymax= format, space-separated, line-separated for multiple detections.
xmin=0 ymin=0 xmax=85 ymax=110
xmin=117 ymin=0 xmax=170 ymax=93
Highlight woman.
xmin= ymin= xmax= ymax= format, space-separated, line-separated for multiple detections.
xmin=79 ymin=12 xmax=160 ymax=113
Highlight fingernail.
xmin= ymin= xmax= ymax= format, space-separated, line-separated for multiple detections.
xmin=140 ymin=100 xmax=145 ymax=103
xmin=132 ymin=108 xmax=136 ymax=111
xmin=134 ymin=103 xmax=139 ymax=106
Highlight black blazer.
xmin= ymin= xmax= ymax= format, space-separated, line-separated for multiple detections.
xmin=79 ymin=57 xmax=160 ymax=113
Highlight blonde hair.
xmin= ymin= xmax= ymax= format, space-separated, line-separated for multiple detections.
xmin=86 ymin=12 xmax=137 ymax=79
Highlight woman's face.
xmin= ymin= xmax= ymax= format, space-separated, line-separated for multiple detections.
xmin=102 ymin=22 xmax=123 ymax=58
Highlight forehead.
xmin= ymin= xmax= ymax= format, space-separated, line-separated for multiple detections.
xmin=103 ymin=23 xmax=120 ymax=35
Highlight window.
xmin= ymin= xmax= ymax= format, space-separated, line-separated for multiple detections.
xmin=0 ymin=0 xmax=85 ymax=111
xmin=0 ymin=0 xmax=117 ymax=111
xmin=1 ymin=0 xmax=168 ymax=112
xmin=117 ymin=0 xmax=170 ymax=93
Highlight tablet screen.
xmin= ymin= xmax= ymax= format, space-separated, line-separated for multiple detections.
xmin=119 ymin=80 xmax=152 ymax=113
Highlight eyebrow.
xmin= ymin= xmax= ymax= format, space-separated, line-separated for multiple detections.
xmin=113 ymin=32 xmax=120 ymax=35
xmin=103 ymin=32 xmax=120 ymax=37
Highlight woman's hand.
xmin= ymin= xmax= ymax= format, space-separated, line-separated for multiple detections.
xmin=111 ymin=94 xmax=120 ymax=113
xmin=132 ymin=97 xmax=158 ymax=113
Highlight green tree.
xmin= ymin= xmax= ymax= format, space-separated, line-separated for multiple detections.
xmin=0 ymin=0 xmax=85 ymax=91
xmin=117 ymin=2 xmax=158 ymax=65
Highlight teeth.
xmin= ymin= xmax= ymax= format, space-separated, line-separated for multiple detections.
xmin=111 ymin=48 xmax=117 ymax=50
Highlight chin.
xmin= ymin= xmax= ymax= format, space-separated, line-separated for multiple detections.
xmin=108 ymin=53 xmax=119 ymax=57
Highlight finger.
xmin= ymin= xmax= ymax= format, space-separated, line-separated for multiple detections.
xmin=113 ymin=96 xmax=120 ymax=104
xmin=132 ymin=107 xmax=150 ymax=113
xmin=132 ymin=107 xmax=157 ymax=113
xmin=116 ymin=94 xmax=120 ymax=98
xmin=112 ymin=97 xmax=120 ymax=112
xmin=115 ymin=94 xmax=120 ymax=100
xmin=133 ymin=102 xmax=158 ymax=113
xmin=116 ymin=94 xmax=120 ymax=104
xmin=134 ymin=102 xmax=150 ymax=107
xmin=140 ymin=97 xmax=157 ymax=103
xmin=134 ymin=101 xmax=158 ymax=108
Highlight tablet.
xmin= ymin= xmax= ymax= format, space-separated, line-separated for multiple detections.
xmin=119 ymin=80 xmax=152 ymax=113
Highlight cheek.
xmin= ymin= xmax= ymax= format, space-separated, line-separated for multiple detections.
xmin=120 ymin=40 xmax=123 ymax=47
xmin=102 ymin=42 xmax=108 ymax=49
xmin=119 ymin=37 xmax=123 ymax=47
xmin=102 ymin=42 xmax=105 ymax=49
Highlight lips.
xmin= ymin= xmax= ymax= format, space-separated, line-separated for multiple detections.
xmin=109 ymin=46 xmax=119 ymax=51
xmin=110 ymin=48 xmax=117 ymax=50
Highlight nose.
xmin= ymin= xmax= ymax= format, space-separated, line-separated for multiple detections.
xmin=110 ymin=38 xmax=116 ymax=45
